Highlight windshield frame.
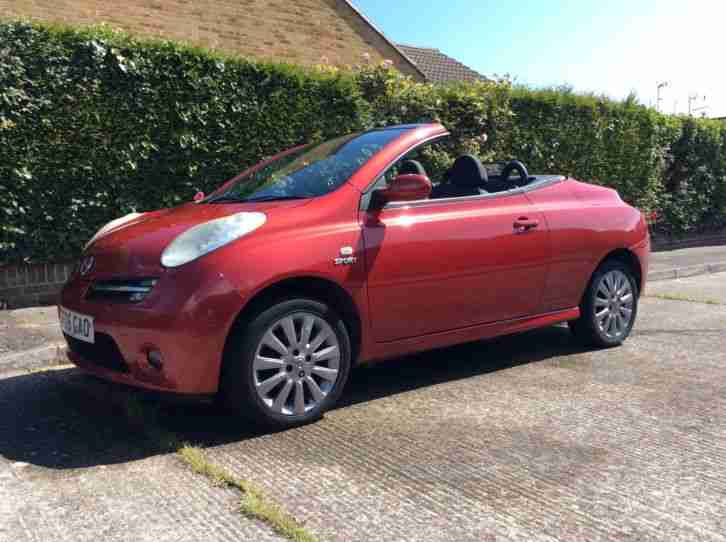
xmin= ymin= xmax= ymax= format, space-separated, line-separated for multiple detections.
xmin=203 ymin=129 xmax=411 ymax=204
xmin=204 ymin=143 xmax=310 ymax=202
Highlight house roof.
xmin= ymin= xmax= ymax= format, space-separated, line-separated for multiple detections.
xmin=342 ymin=0 xmax=427 ymax=81
xmin=396 ymin=44 xmax=487 ymax=83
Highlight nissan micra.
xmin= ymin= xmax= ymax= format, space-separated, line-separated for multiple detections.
xmin=60 ymin=123 xmax=649 ymax=429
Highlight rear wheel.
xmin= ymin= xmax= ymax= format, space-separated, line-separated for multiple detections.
xmin=569 ymin=260 xmax=639 ymax=347
xmin=219 ymin=298 xmax=351 ymax=430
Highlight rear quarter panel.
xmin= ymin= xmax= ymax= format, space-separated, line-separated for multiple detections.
xmin=571 ymin=180 xmax=649 ymax=289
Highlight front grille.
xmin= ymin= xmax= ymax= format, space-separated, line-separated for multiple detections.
xmin=64 ymin=332 xmax=129 ymax=373
xmin=86 ymin=278 xmax=158 ymax=304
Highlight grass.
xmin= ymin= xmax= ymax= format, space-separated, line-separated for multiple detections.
xmin=646 ymin=293 xmax=722 ymax=305
xmin=119 ymin=396 xmax=318 ymax=542
xmin=20 ymin=364 xmax=315 ymax=540
xmin=178 ymin=445 xmax=318 ymax=542
xmin=22 ymin=346 xmax=72 ymax=374
xmin=25 ymin=362 xmax=75 ymax=374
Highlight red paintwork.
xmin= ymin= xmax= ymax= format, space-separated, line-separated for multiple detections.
xmin=361 ymin=192 xmax=549 ymax=342
xmin=60 ymin=123 xmax=650 ymax=394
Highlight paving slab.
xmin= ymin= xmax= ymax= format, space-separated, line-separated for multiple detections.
xmin=2 ymin=275 xmax=726 ymax=541
xmin=649 ymin=244 xmax=726 ymax=281
xmin=650 ymin=244 xmax=726 ymax=271
xmin=646 ymin=272 xmax=726 ymax=304
xmin=0 ymin=307 xmax=64 ymax=373
xmin=0 ymin=307 xmax=62 ymax=354
xmin=176 ymin=295 xmax=726 ymax=542
xmin=0 ymin=369 xmax=284 ymax=542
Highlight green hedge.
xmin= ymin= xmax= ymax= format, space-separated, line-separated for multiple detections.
xmin=0 ymin=21 xmax=367 ymax=263
xmin=1 ymin=20 xmax=725 ymax=264
xmin=501 ymin=88 xmax=726 ymax=233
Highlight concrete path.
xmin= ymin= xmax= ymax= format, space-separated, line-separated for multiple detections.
xmin=192 ymin=285 xmax=726 ymax=542
xmin=0 ymin=307 xmax=64 ymax=373
xmin=649 ymin=244 xmax=726 ymax=281
xmin=646 ymin=273 xmax=726 ymax=304
xmin=1 ymin=272 xmax=726 ymax=541
xmin=0 ymin=307 xmax=62 ymax=355
xmin=0 ymin=368 xmax=284 ymax=542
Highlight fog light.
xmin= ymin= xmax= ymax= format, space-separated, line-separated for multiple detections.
xmin=147 ymin=349 xmax=163 ymax=370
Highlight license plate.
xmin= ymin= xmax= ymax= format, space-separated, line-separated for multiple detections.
xmin=59 ymin=306 xmax=95 ymax=344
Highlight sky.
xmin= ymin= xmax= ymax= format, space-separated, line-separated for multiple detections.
xmin=353 ymin=0 xmax=725 ymax=118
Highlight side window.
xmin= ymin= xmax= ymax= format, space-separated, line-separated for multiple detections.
xmin=384 ymin=139 xmax=454 ymax=188
xmin=363 ymin=136 xmax=471 ymax=210
xmin=415 ymin=143 xmax=455 ymax=185
xmin=382 ymin=163 xmax=403 ymax=185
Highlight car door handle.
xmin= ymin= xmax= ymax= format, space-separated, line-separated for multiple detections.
xmin=513 ymin=217 xmax=539 ymax=232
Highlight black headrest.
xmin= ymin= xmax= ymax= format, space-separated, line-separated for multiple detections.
xmin=448 ymin=155 xmax=488 ymax=188
xmin=399 ymin=160 xmax=426 ymax=176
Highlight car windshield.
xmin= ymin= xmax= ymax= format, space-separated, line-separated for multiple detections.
xmin=207 ymin=128 xmax=408 ymax=203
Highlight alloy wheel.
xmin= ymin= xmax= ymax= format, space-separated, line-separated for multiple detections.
xmin=594 ymin=269 xmax=635 ymax=340
xmin=252 ymin=312 xmax=341 ymax=416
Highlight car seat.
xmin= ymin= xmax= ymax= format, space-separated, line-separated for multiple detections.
xmin=431 ymin=155 xmax=488 ymax=198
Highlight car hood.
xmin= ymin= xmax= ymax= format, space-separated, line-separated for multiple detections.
xmin=86 ymin=200 xmax=308 ymax=277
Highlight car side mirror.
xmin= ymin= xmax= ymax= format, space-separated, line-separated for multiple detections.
xmin=372 ymin=174 xmax=432 ymax=208
xmin=193 ymin=191 xmax=206 ymax=203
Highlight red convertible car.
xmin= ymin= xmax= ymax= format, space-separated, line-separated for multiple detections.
xmin=60 ymin=123 xmax=649 ymax=429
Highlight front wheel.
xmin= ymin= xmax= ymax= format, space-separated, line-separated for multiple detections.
xmin=569 ymin=260 xmax=639 ymax=347
xmin=219 ymin=298 xmax=352 ymax=430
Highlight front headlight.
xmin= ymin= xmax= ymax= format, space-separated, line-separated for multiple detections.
xmin=85 ymin=212 xmax=143 ymax=250
xmin=160 ymin=211 xmax=266 ymax=268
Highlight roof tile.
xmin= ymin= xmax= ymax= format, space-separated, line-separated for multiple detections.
xmin=397 ymin=44 xmax=487 ymax=83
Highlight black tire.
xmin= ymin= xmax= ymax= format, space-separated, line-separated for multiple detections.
xmin=569 ymin=259 xmax=639 ymax=348
xmin=219 ymin=298 xmax=352 ymax=430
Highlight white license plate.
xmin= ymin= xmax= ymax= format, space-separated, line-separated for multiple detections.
xmin=59 ymin=306 xmax=95 ymax=344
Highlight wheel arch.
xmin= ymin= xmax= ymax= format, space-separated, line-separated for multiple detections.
xmin=595 ymin=248 xmax=643 ymax=295
xmin=224 ymin=276 xmax=363 ymax=366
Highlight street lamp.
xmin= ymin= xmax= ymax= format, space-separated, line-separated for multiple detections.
xmin=688 ymin=94 xmax=708 ymax=117
xmin=656 ymin=81 xmax=669 ymax=112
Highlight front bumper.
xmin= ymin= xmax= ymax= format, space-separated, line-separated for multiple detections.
xmin=60 ymin=268 xmax=245 ymax=394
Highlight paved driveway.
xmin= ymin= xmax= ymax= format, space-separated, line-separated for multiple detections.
xmin=1 ymin=273 xmax=726 ymax=541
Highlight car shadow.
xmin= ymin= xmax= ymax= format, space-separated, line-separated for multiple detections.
xmin=0 ymin=325 xmax=589 ymax=470
xmin=339 ymin=325 xmax=587 ymax=408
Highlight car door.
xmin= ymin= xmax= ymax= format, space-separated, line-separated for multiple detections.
xmin=524 ymin=179 xmax=593 ymax=312
xmin=361 ymin=192 xmax=550 ymax=343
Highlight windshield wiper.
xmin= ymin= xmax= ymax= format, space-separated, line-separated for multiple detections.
xmin=241 ymin=195 xmax=311 ymax=203
xmin=206 ymin=194 xmax=311 ymax=204
xmin=206 ymin=194 xmax=248 ymax=204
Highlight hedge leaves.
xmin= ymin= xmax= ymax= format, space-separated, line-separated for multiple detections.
xmin=1 ymin=20 xmax=725 ymax=264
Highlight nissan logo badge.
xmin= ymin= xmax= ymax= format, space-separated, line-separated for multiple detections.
xmin=79 ymin=256 xmax=95 ymax=276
